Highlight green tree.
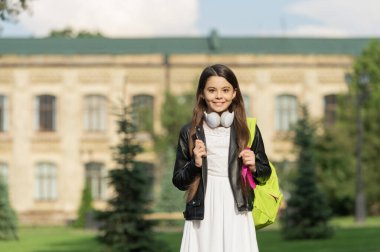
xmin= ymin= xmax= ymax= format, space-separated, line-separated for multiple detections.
xmin=157 ymin=91 xmax=194 ymax=150
xmin=48 ymin=27 xmax=104 ymax=38
xmin=96 ymin=104 xmax=168 ymax=252
xmin=0 ymin=0 xmax=27 ymax=21
xmin=155 ymin=147 xmax=185 ymax=212
xmin=154 ymin=91 xmax=193 ymax=212
xmin=315 ymin=124 xmax=355 ymax=216
xmin=314 ymin=81 xmax=358 ymax=217
xmin=73 ymin=182 xmax=93 ymax=228
xmin=358 ymin=40 xmax=380 ymax=216
xmin=0 ymin=176 xmax=18 ymax=241
xmin=316 ymin=40 xmax=380 ymax=217
xmin=282 ymin=106 xmax=333 ymax=239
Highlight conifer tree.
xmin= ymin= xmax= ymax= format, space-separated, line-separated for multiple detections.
xmin=96 ymin=104 xmax=168 ymax=252
xmin=73 ymin=182 xmax=93 ymax=228
xmin=0 ymin=176 xmax=18 ymax=240
xmin=282 ymin=106 xmax=333 ymax=239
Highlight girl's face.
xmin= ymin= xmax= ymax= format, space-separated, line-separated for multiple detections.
xmin=203 ymin=76 xmax=236 ymax=114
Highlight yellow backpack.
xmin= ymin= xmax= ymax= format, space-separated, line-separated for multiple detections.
xmin=247 ymin=118 xmax=283 ymax=230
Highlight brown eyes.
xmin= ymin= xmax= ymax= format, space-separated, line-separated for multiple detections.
xmin=207 ymin=89 xmax=231 ymax=93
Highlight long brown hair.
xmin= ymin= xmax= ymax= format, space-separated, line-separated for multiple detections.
xmin=186 ymin=64 xmax=250 ymax=202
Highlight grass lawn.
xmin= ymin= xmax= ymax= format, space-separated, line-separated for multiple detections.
xmin=158 ymin=226 xmax=380 ymax=252
xmin=1 ymin=218 xmax=380 ymax=252
xmin=256 ymin=226 xmax=380 ymax=252
xmin=0 ymin=227 xmax=104 ymax=252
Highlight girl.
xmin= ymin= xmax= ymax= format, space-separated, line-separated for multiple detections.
xmin=172 ymin=64 xmax=271 ymax=252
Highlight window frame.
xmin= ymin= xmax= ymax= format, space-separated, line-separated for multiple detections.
xmin=34 ymin=162 xmax=58 ymax=201
xmin=275 ymin=94 xmax=298 ymax=132
xmin=84 ymin=95 xmax=108 ymax=132
xmin=0 ymin=162 xmax=8 ymax=184
xmin=0 ymin=95 xmax=9 ymax=132
xmin=35 ymin=95 xmax=57 ymax=132
xmin=242 ymin=94 xmax=251 ymax=117
xmin=132 ymin=94 xmax=154 ymax=132
xmin=85 ymin=162 xmax=107 ymax=200
xmin=324 ymin=94 xmax=337 ymax=127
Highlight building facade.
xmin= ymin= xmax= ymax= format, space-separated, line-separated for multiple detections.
xmin=0 ymin=37 xmax=371 ymax=225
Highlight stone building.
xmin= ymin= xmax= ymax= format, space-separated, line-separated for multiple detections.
xmin=0 ymin=36 xmax=372 ymax=225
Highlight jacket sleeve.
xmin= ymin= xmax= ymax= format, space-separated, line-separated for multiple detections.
xmin=172 ymin=125 xmax=202 ymax=191
xmin=250 ymin=125 xmax=271 ymax=184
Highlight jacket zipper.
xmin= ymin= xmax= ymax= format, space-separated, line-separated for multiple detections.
xmin=195 ymin=126 xmax=207 ymax=197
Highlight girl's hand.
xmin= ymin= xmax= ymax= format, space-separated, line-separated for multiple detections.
xmin=239 ymin=149 xmax=256 ymax=172
xmin=193 ymin=139 xmax=206 ymax=168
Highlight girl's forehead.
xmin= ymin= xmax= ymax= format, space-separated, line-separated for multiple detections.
xmin=205 ymin=76 xmax=233 ymax=88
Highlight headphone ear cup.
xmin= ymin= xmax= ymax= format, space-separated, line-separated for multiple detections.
xmin=204 ymin=111 xmax=221 ymax=128
xmin=220 ymin=111 xmax=234 ymax=127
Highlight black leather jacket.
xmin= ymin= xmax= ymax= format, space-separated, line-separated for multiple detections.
xmin=172 ymin=122 xmax=271 ymax=220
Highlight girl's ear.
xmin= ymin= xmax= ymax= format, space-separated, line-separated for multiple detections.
xmin=232 ymin=89 xmax=237 ymax=99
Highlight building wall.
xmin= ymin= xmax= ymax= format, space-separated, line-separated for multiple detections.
xmin=0 ymin=53 xmax=352 ymax=225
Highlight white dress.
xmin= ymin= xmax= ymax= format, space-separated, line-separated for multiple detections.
xmin=180 ymin=122 xmax=259 ymax=252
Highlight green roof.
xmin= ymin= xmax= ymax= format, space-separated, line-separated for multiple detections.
xmin=0 ymin=37 xmax=378 ymax=55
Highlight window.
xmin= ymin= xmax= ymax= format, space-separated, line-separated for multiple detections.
xmin=243 ymin=94 xmax=251 ymax=117
xmin=324 ymin=94 xmax=337 ymax=127
xmin=132 ymin=94 xmax=154 ymax=132
xmin=138 ymin=162 xmax=154 ymax=198
xmin=139 ymin=162 xmax=154 ymax=180
xmin=35 ymin=162 xmax=57 ymax=200
xmin=35 ymin=95 xmax=56 ymax=132
xmin=275 ymin=95 xmax=298 ymax=131
xmin=84 ymin=95 xmax=107 ymax=132
xmin=0 ymin=95 xmax=9 ymax=132
xmin=85 ymin=162 xmax=106 ymax=200
xmin=0 ymin=162 xmax=8 ymax=184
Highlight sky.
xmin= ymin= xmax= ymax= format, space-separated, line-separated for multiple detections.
xmin=1 ymin=0 xmax=379 ymax=38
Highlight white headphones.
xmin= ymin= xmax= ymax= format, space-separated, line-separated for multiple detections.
xmin=204 ymin=111 xmax=234 ymax=128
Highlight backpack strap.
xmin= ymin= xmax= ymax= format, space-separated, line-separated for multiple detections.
xmin=247 ymin=117 xmax=257 ymax=148
xmin=243 ymin=117 xmax=258 ymax=189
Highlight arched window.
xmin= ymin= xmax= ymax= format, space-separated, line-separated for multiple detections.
xmin=0 ymin=162 xmax=8 ymax=184
xmin=132 ymin=94 xmax=154 ymax=132
xmin=275 ymin=95 xmax=298 ymax=131
xmin=84 ymin=95 xmax=108 ymax=131
xmin=243 ymin=94 xmax=251 ymax=117
xmin=85 ymin=162 xmax=107 ymax=200
xmin=35 ymin=95 xmax=56 ymax=131
xmin=35 ymin=162 xmax=58 ymax=200
xmin=0 ymin=95 xmax=9 ymax=132
xmin=138 ymin=162 xmax=155 ymax=198
xmin=324 ymin=94 xmax=337 ymax=127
